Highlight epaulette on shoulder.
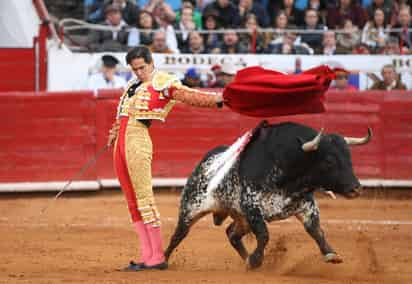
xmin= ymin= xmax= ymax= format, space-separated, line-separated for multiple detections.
xmin=152 ymin=71 xmax=179 ymax=91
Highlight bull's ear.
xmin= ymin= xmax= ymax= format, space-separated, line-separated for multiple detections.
xmin=301 ymin=129 xmax=323 ymax=152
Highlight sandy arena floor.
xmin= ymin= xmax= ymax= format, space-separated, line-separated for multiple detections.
xmin=0 ymin=189 xmax=411 ymax=284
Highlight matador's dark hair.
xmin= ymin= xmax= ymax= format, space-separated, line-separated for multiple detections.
xmin=126 ymin=46 xmax=153 ymax=65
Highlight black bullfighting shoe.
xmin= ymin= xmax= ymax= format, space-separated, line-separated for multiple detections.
xmin=144 ymin=262 xmax=168 ymax=270
xmin=122 ymin=261 xmax=146 ymax=271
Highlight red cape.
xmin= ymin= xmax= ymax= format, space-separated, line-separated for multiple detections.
xmin=223 ymin=65 xmax=337 ymax=117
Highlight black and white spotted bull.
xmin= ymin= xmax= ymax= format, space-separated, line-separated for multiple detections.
xmin=165 ymin=121 xmax=372 ymax=269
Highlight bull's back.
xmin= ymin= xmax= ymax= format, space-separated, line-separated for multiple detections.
xmin=239 ymin=122 xmax=319 ymax=181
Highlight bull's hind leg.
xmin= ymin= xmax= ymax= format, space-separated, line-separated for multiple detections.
xmin=296 ymin=200 xmax=343 ymax=264
xmin=213 ymin=211 xmax=229 ymax=226
xmin=243 ymin=207 xmax=269 ymax=269
xmin=226 ymin=218 xmax=250 ymax=260
xmin=164 ymin=210 xmax=209 ymax=262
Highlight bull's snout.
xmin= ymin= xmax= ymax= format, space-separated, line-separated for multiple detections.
xmin=344 ymin=186 xmax=362 ymax=199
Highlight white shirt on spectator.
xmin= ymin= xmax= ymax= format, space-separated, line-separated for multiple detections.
xmin=128 ymin=26 xmax=179 ymax=53
xmin=162 ymin=25 xmax=179 ymax=53
xmin=87 ymin=73 xmax=127 ymax=91
xmin=127 ymin=27 xmax=141 ymax=47
xmin=361 ymin=22 xmax=387 ymax=48
xmin=107 ymin=19 xmax=128 ymax=40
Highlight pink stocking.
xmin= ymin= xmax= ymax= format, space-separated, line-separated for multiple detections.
xmin=133 ymin=221 xmax=152 ymax=264
xmin=145 ymin=224 xmax=166 ymax=266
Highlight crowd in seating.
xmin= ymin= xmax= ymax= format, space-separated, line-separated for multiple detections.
xmin=76 ymin=0 xmax=412 ymax=55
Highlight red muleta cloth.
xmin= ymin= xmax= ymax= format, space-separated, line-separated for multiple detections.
xmin=223 ymin=65 xmax=337 ymax=117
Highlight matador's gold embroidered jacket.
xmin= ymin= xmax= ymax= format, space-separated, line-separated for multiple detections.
xmin=117 ymin=71 xmax=220 ymax=121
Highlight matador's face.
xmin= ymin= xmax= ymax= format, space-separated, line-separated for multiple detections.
xmin=129 ymin=58 xmax=154 ymax=83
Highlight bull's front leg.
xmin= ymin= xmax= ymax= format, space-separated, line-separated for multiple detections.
xmin=243 ymin=207 xmax=269 ymax=269
xmin=226 ymin=218 xmax=250 ymax=260
xmin=296 ymin=200 xmax=343 ymax=264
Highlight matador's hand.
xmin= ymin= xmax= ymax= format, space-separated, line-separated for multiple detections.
xmin=216 ymin=93 xmax=224 ymax=108
xmin=107 ymin=121 xmax=120 ymax=147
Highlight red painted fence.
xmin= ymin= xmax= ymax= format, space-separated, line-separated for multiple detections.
xmin=0 ymin=90 xmax=411 ymax=186
xmin=0 ymin=49 xmax=36 ymax=92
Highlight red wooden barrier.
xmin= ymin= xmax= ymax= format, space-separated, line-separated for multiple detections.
xmin=0 ymin=90 xmax=411 ymax=187
xmin=0 ymin=49 xmax=36 ymax=92
xmin=0 ymin=92 xmax=96 ymax=182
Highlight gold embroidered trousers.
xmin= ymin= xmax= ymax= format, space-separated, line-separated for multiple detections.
xmin=114 ymin=116 xmax=160 ymax=226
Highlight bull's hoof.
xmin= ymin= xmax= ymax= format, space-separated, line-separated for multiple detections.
xmin=324 ymin=253 xmax=343 ymax=264
xmin=246 ymin=254 xmax=262 ymax=270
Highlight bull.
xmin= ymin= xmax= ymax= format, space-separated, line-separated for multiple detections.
xmin=165 ymin=121 xmax=372 ymax=269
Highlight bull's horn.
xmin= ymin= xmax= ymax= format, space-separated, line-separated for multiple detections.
xmin=302 ymin=128 xmax=323 ymax=152
xmin=344 ymin=127 xmax=372 ymax=146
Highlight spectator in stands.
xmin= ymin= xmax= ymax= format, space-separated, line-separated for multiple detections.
xmin=203 ymin=0 xmax=241 ymax=28
xmin=336 ymin=19 xmax=361 ymax=53
xmin=128 ymin=10 xmax=157 ymax=48
xmin=110 ymin=0 xmax=140 ymax=25
xmin=87 ymin=54 xmax=127 ymax=90
xmin=202 ymin=9 xmax=221 ymax=53
xmin=269 ymin=0 xmax=304 ymax=27
xmin=352 ymin=42 xmax=372 ymax=54
xmin=291 ymin=0 xmax=328 ymax=23
xmin=381 ymin=36 xmax=401 ymax=54
xmin=175 ymin=0 xmax=203 ymax=29
xmin=88 ymin=4 xmax=129 ymax=51
xmin=366 ymin=0 xmax=399 ymax=27
xmin=361 ymin=8 xmax=389 ymax=53
xmin=158 ymin=24 xmax=180 ymax=53
xmin=139 ymin=1 xmax=179 ymax=53
xmin=307 ymin=0 xmax=328 ymax=24
xmin=220 ymin=61 xmax=239 ymax=86
xmin=85 ymin=0 xmax=140 ymax=25
xmin=329 ymin=70 xmax=358 ymax=91
xmin=137 ymin=0 xmax=181 ymax=11
xmin=182 ymin=67 xmax=203 ymax=87
xmin=204 ymin=64 xmax=220 ymax=87
xmin=238 ymin=14 xmax=268 ymax=53
xmin=267 ymin=31 xmax=312 ymax=54
xmin=143 ymin=0 xmax=176 ymax=27
xmin=320 ymin=30 xmax=347 ymax=54
xmin=391 ymin=5 xmax=412 ymax=54
xmin=205 ymin=64 xmax=225 ymax=87
xmin=237 ymin=0 xmax=270 ymax=27
xmin=269 ymin=10 xmax=296 ymax=45
xmin=85 ymin=0 xmax=106 ymax=23
xmin=175 ymin=5 xmax=197 ymax=51
xmin=327 ymin=0 xmax=367 ymax=29
xmin=216 ymin=29 xmax=248 ymax=53
xmin=273 ymin=10 xmax=289 ymax=30
xmin=369 ymin=64 xmax=407 ymax=90
xmin=182 ymin=31 xmax=207 ymax=53
xmin=300 ymin=9 xmax=327 ymax=52
xmin=149 ymin=30 xmax=176 ymax=53
xmin=196 ymin=0 xmax=215 ymax=11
